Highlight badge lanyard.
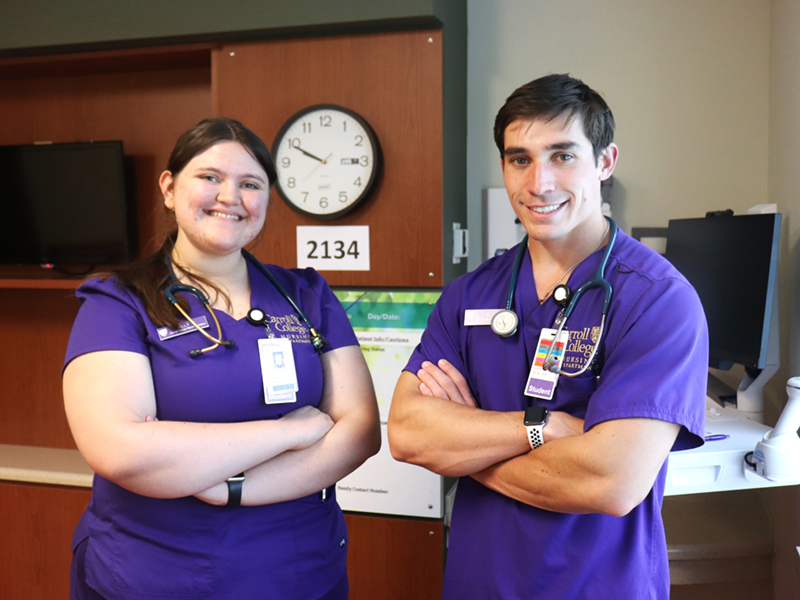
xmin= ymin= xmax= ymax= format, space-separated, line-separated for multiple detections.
xmin=489 ymin=217 xmax=618 ymax=400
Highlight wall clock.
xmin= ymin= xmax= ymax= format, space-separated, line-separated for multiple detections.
xmin=272 ymin=104 xmax=382 ymax=220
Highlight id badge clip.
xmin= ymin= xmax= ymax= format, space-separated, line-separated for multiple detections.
xmin=525 ymin=328 xmax=569 ymax=401
xmin=258 ymin=338 xmax=298 ymax=404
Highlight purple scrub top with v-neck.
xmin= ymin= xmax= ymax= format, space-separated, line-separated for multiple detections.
xmin=64 ymin=259 xmax=357 ymax=600
xmin=405 ymin=230 xmax=707 ymax=600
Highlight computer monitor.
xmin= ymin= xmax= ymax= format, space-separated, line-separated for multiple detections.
xmin=665 ymin=213 xmax=781 ymax=372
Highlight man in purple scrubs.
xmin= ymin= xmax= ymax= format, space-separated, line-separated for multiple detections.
xmin=388 ymin=74 xmax=707 ymax=599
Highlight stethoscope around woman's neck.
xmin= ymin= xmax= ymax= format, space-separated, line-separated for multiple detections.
xmin=489 ymin=216 xmax=618 ymax=377
xmin=163 ymin=249 xmax=327 ymax=358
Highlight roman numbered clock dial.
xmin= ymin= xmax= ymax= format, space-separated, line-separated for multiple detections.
xmin=272 ymin=104 xmax=382 ymax=220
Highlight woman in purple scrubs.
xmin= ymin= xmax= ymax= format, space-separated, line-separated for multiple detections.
xmin=63 ymin=118 xmax=380 ymax=600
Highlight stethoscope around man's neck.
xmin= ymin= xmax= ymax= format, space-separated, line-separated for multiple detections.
xmin=489 ymin=216 xmax=618 ymax=377
xmin=163 ymin=249 xmax=327 ymax=358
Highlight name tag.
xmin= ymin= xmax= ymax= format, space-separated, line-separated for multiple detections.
xmin=157 ymin=316 xmax=209 ymax=341
xmin=464 ymin=309 xmax=503 ymax=326
xmin=258 ymin=338 xmax=299 ymax=404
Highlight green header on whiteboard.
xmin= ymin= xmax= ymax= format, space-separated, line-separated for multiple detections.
xmin=334 ymin=290 xmax=440 ymax=330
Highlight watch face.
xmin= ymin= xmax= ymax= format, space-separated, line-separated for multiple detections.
xmin=524 ymin=405 xmax=548 ymax=425
xmin=272 ymin=104 xmax=382 ymax=220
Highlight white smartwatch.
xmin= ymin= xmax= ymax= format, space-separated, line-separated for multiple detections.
xmin=524 ymin=406 xmax=549 ymax=449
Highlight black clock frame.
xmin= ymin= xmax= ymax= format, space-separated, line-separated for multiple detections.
xmin=271 ymin=104 xmax=383 ymax=221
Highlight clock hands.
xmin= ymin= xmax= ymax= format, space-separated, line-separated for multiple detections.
xmin=304 ymin=153 xmax=334 ymax=181
xmin=289 ymin=141 xmax=332 ymax=181
xmin=292 ymin=142 xmax=328 ymax=164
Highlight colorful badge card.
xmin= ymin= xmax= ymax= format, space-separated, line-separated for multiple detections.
xmin=525 ymin=328 xmax=569 ymax=401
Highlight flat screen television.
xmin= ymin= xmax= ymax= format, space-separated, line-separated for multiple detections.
xmin=665 ymin=213 xmax=781 ymax=371
xmin=0 ymin=141 xmax=136 ymax=266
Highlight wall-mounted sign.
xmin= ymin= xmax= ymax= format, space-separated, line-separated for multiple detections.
xmin=334 ymin=290 xmax=443 ymax=518
xmin=296 ymin=225 xmax=370 ymax=271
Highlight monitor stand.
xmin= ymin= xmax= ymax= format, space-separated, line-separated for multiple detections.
xmin=736 ymin=282 xmax=780 ymax=423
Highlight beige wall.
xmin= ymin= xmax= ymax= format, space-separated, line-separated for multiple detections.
xmin=468 ymin=0 xmax=800 ymax=596
xmin=467 ymin=0 xmax=769 ymax=257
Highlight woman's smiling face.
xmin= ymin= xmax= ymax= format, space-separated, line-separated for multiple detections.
xmin=160 ymin=141 xmax=270 ymax=258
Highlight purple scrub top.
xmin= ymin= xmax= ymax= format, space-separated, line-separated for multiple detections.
xmin=406 ymin=230 xmax=708 ymax=600
xmin=64 ymin=259 xmax=357 ymax=600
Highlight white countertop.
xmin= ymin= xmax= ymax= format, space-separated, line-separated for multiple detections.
xmin=666 ymin=398 xmax=800 ymax=495
xmin=0 ymin=444 xmax=93 ymax=488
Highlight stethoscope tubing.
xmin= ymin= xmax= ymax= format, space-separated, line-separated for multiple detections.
xmin=168 ymin=290 xmax=234 ymax=357
xmin=505 ymin=235 xmax=529 ymax=311
xmin=164 ymin=275 xmax=235 ymax=357
xmin=542 ymin=217 xmax=617 ymax=376
xmin=500 ymin=217 xmax=618 ymax=377
xmin=241 ymin=250 xmax=327 ymax=353
xmin=561 ymin=217 xmax=617 ymax=320
xmin=163 ymin=249 xmax=327 ymax=357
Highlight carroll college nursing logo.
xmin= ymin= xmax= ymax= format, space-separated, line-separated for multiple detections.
xmin=562 ymin=327 xmax=599 ymax=372
xmin=267 ymin=313 xmax=311 ymax=344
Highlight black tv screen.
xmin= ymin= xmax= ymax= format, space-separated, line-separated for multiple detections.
xmin=665 ymin=213 xmax=781 ymax=370
xmin=0 ymin=141 xmax=136 ymax=265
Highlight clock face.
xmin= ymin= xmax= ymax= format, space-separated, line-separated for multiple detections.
xmin=272 ymin=105 xmax=381 ymax=220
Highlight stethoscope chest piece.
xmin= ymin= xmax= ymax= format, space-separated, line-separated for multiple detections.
xmin=491 ymin=309 xmax=519 ymax=337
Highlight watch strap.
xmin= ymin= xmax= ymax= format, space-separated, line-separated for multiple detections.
xmin=226 ymin=473 xmax=245 ymax=507
xmin=525 ymin=423 xmax=545 ymax=449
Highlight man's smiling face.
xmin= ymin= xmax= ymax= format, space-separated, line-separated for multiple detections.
xmin=501 ymin=114 xmax=616 ymax=246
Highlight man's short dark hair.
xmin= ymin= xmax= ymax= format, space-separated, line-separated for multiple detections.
xmin=493 ymin=74 xmax=615 ymax=161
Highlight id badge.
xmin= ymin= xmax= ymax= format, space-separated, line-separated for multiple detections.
xmin=258 ymin=338 xmax=299 ymax=404
xmin=524 ymin=328 xmax=569 ymax=401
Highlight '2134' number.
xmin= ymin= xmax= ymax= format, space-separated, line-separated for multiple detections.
xmin=307 ymin=240 xmax=361 ymax=260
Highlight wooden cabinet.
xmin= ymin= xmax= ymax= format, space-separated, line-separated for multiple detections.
xmin=0 ymin=34 xmax=448 ymax=598
xmin=213 ymin=32 xmax=445 ymax=286
xmin=344 ymin=514 xmax=445 ymax=600
xmin=0 ymin=482 xmax=91 ymax=600
xmin=0 ymin=45 xmax=216 ymax=598
xmin=0 ymin=31 xmax=452 ymax=288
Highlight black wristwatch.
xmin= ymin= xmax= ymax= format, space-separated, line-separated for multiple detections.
xmin=524 ymin=406 xmax=549 ymax=449
xmin=226 ymin=472 xmax=245 ymax=507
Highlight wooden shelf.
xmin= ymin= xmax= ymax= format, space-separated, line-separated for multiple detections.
xmin=0 ymin=43 xmax=213 ymax=81
xmin=0 ymin=264 xmax=103 ymax=289
xmin=0 ymin=278 xmax=83 ymax=290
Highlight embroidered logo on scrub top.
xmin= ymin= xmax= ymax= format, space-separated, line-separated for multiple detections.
xmin=263 ymin=313 xmax=311 ymax=344
xmin=562 ymin=326 xmax=600 ymax=372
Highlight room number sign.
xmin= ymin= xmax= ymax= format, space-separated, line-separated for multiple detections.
xmin=296 ymin=225 xmax=370 ymax=271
